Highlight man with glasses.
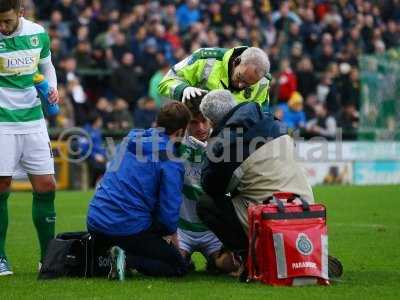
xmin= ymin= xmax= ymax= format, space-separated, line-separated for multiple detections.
xmin=158 ymin=46 xmax=271 ymax=108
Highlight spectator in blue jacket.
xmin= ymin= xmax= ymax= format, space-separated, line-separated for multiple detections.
xmin=79 ymin=112 xmax=107 ymax=187
xmin=87 ymin=101 xmax=192 ymax=280
xmin=276 ymin=91 xmax=306 ymax=130
xmin=176 ymin=0 xmax=201 ymax=30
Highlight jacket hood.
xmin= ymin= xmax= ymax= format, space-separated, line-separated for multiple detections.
xmin=213 ymin=102 xmax=288 ymax=143
xmin=127 ymin=128 xmax=173 ymax=157
xmin=224 ymin=102 xmax=262 ymax=129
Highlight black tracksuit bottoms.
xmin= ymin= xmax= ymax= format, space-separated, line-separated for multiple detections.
xmin=89 ymin=227 xmax=188 ymax=277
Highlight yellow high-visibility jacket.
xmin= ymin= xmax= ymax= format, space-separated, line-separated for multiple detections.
xmin=158 ymin=46 xmax=271 ymax=106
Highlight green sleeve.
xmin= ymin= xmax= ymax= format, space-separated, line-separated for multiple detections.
xmin=39 ymin=32 xmax=51 ymax=60
xmin=158 ymin=56 xmax=207 ymax=101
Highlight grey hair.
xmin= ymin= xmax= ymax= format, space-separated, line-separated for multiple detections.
xmin=240 ymin=47 xmax=270 ymax=77
xmin=200 ymin=90 xmax=236 ymax=125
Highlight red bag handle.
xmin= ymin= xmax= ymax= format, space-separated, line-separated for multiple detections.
xmin=272 ymin=192 xmax=298 ymax=200
xmin=265 ymin=192 xmax=310 ymax=212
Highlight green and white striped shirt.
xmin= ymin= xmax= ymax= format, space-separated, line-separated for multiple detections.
xmin=0 ymin=17 xmax=51 ymax=133
xmin=177 ymin=137 xmax=209 ymax=232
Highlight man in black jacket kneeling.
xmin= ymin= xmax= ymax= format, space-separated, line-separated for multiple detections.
xmin=197 ymin=90 xmax=344 ymax=280
xmin=197 ymin=89 xmax=315 ymax=259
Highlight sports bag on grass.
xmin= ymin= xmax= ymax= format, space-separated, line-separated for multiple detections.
xmin=38 ymin=232 xmax=110 ymax=279
xmin=247 ymin=192 xmax=329 ymax=286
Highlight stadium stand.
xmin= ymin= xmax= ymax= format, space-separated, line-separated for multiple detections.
xmin=27 ymin=0 xmax=400 ymax=140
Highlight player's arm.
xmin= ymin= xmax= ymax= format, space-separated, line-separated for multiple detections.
xmin=38 ymin=31 xmax=59 ymax=103
xmin=158 ymin=55 xmax=207 ymax=101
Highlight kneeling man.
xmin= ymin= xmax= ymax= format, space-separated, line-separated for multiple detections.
xmin=197 ymin=90 xmax=342 ymax=278
xmin=198 ymin=90 xmax=314 ymax=256
xmin=87 ymin=101 xmax=191 ymax=280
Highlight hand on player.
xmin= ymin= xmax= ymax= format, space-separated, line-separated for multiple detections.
xmin=182 ymin=87 xmax=207 ymax=103
xmin=48 ymin=87 xmax=60 ymax=104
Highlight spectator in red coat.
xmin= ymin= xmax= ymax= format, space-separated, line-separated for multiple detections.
xmin=164 ymin=23 xmax=182 ymax=50
xmin=277 ymin=59 xmax=297 ymax=102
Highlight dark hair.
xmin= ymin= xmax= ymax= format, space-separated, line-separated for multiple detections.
xmin=156 ymin=101 xmax=191 ymax=135
xmin=0 ymin=0 xmax=21 ymax=13
xmin=184 ymin=93 xmax=206 ymax=116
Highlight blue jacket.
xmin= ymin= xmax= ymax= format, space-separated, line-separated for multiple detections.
xmin=277 ymin=103 xmax=306 ymax=129
xmin=80 ymin=124 xmax=106 ymax=160
xmin=87 ymin=128 xmax=184 ymax=236
xmin=201 ymin=102 xmax=288 ymax=197
xmin=176 ymin=4 xmax=200 ymax=30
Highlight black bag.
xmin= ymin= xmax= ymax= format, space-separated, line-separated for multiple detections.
xmin=38 ymin=232 xmax=110 ymax=279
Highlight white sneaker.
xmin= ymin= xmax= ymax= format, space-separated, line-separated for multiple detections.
xmin=108 ymin=246 xmax=126 ymax=281
xmin=0 ymin=257 xmax=13 ymax=276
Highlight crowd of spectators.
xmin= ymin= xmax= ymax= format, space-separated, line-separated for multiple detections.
xmin=27 ymin=0 xmax=400 ymax=139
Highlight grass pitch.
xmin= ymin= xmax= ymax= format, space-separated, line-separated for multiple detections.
xmin=0 ymin=185 xmax=399 ymax=300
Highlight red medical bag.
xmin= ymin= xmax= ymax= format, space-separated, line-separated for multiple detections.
xmin=247 ymin=192 xmax=329 ymax=286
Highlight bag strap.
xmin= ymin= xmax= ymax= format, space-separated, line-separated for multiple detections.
xmin=287 ymin=194 xmax=310 ymax=211
xmin=264 ymin=196 xmax=285 ymax=213
xmin=265 ymin=192 xmax=310 ymax=212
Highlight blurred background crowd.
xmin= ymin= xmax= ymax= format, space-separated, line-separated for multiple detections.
xmin=25 ymin=0 xmax=400 ymax=140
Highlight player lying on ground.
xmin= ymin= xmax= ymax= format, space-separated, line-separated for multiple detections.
xmin=0 ymin=0 xmax=59 ymax=276
xmin=177 ymin=96 xmax=240 ymax=275
xmin=197 ymin=90 xmax=343 ymax=279
xmin=86 ymin=101 xmax=192 ymax=281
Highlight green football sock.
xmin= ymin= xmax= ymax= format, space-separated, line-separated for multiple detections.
xmin=0 ymin=192 xmax=10 ymax=259
xmin=32 ymin=191 xmax=56 ymax=261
